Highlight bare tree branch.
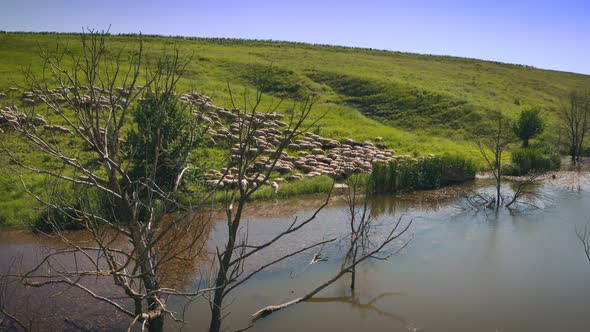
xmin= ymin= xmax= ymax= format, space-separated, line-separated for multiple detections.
xmin=576 ymin=221 xmax=590 ymax=263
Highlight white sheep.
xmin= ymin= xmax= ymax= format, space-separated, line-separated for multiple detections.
xmin=240 ymin=179 xmax=249 ymax=189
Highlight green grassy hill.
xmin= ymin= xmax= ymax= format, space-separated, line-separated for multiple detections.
xmin=1 ymin=32 xmax=589 ymax=225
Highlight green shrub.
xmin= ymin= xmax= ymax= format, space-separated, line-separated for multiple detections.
xmin=31 ymin=188 xmax=117 ymax=232
xmin=0 ymin=214 xmax=8 ymax=227
xmin=126 ymin=95 xmax=202 ymax=193
xmin=438 ymin=154 xmax=478 ymax=185
xmin=32 ymin=205 xmax=86 ymax=232
xmin=370 ymin=154 xmax=476 ymax=194
xmin=501 ymin=163 xmax=520 ymax=176
xmin=504 ymin=144 xmax=561 ymax=175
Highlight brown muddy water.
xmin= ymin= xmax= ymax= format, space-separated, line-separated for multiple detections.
xmin=2 ymin=171 xmax=590 ymax=331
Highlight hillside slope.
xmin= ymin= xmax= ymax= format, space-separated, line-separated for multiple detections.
xmin=1 ymin=33 xmax=589 ymax=143
xmin=0 ymin=32 xmax=589 ymax=225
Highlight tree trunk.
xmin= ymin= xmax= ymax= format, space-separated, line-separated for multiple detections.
xmin=495 ymin=153 xmax=502 ymax=209
xmin=350 ymin=246 xmax=359 ymax=291
xmin=209 ymin=235 xmax=235 ymax=332
xmin=496 ymin=177 xmax=501 ymax=209
xmin=142 ymin=264 xmax=165 ymax=332
xmin=209 ymin=274 xmax=226 ymax=332
xmin=572 ymin=151 xmax=577 ymax=165
xmin=350 ymin=265 xmax=356 ymax=291
xmin=147 ymin=315 xmax=164 ymax=332
xmin=130 ymin=219 xmax=166 ymax=332
xmin=209 ymin=204 xmax=243 ymax=332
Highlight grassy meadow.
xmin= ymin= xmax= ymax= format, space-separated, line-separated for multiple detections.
xmin=1 ymin=31 xmax=589 ymax=226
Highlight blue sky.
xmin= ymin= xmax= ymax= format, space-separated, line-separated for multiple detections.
xmin=2 ymin=0 xmax=589 ymax=74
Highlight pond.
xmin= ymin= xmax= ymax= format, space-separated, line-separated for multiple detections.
xmin=2 ymin=171 xmax=590 ymax=331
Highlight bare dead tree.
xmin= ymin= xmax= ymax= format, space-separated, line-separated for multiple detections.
xmin=0 ymin=29 xmax=212 ymax=332
xmin=206 ymin=87 xmax=340 ymax=332
xmin=459 ymin=171 xmax=542 ymax=213
xmin=560 ymin=91 xmax=590 ymax=165
xmin=342 ymin=175 xmax=374 ymax=291
xmin=249 ymin=173 xmax=411 ymax=322
xmin=475 ymin=112 xmax=515 ymax=209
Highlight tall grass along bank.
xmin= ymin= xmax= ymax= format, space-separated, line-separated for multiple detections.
xmin=370 ymin=154 xmax=476 ymax=194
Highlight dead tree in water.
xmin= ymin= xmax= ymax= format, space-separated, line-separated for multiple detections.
xmin=461 ymin=172 xmax=542 ymax=213
xmin=475 ymin=112 xmax=515 ymax=209
xmin=250 ymin=175 xmax=412 ymax=321
xmin=1 ymin=29 xmax=210 ymax=332
xmin=251 ymin=212 xmax=411 ymax=319
xmin=342 ymin=175 xmax=375 ymax=291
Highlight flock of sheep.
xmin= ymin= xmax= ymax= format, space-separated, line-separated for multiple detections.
xmin=1 ymin=87 xmax=407 ymax=191
xmin=180 ymin=93 xmax=399 ymax=189
xmin=0 ymin=88 xmax=71 ymax=134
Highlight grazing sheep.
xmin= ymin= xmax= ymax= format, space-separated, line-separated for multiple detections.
xmin=32 ymin=114 xmax=47 ymax=126
xmin=44 ymin=124 xmax=72 ymax=134
xmin=240 ymin=179 xmax=249 ymax=189
xmin=271 ymin=181 xmax=279 ymax=194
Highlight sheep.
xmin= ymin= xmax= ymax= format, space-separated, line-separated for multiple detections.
xmin=240 ymin=179 xmax=249 ymax=189
xmin=271 ymin=181 xmax=279 ymax=194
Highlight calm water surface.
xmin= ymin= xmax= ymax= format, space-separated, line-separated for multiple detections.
xmin=2 ymin=173 xmax=590 ymax=331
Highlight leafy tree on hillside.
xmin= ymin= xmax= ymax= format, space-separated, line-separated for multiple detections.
xmin=512 ymin=107 xmax=545 ymax=147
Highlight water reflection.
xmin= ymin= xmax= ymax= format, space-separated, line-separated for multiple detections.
xmin=307 ymin=292 xmax=415 ymax=330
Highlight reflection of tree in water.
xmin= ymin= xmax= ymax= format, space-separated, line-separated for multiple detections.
xmin=154 ymin=214 xmax=213 ymax=291
xmin=544 ymin=159 xmax=590 ymax=192
xmin=28 ymin=213 xmax=213 ymax=292
xmin=563 ymin=169 xmax=588 ymax=192
xmin=368 ymin=196 xmax=404 ymax=218
xmin=307 ymin=292 xmax=418 ymax=331
xmin=367 ymin=184 xmax=472 ymax=218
